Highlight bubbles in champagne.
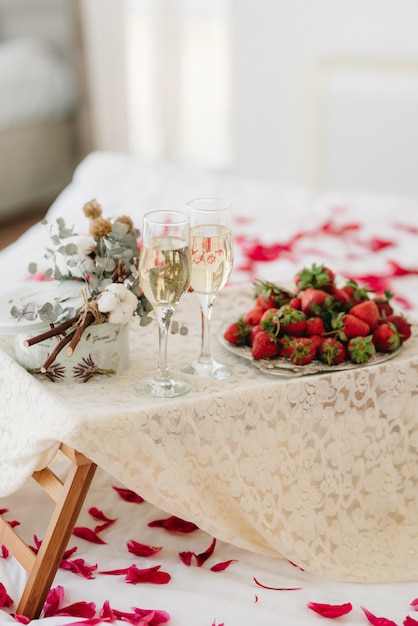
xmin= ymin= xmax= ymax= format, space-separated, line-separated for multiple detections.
xmin=139 ymin=236 xmax=191 ymax=306
xmin=190 ymin=225 xmax=233 ymax=294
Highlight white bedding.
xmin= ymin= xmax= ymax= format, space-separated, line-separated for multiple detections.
xmin=1 ymin=151 xmax=418 ymax=625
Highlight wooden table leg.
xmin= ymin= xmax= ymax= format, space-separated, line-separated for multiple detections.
xmin=0 ymin=444 xmax=97 ymax=620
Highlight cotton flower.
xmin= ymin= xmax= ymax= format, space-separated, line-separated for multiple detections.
xmin=97 ymin=291 xmax=119 ymax=313
xmin=108 ymin=302 xmax=135 ymax=325
xmin=106 ymin=283 xmax=138 ymax=309
xmin=55 ymin=235 xmax=96 ymax=279
xmin=97 ymin=284 xmax=138 ymax=324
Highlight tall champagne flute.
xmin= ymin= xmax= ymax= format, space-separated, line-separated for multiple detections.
xmin=182 ymin=198 xmax=233 ymax=379
xmin=137 ymin=210 xmax=191 ymax=397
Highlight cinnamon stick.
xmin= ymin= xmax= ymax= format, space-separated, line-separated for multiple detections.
xmin=23 ymin=314 xmax=79 ymax=347
xmin=66 ymin=311 xmax=95 ymax=357
xmin=40 ymin=329 xmax=77 ymax=373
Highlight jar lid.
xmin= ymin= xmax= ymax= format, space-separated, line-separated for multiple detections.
xmin=0 ymin=280 xmax=84 ymax=335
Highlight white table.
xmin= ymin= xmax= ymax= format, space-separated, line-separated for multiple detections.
xmin=2 ymin=152 xmax=418 ymax=624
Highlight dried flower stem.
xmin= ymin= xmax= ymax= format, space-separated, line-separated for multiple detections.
xmin=67 ymin=311 xmax=95 ymax=357
xmin=23 ymin=314 xmax=79 ymax=347
xmin=40 ymin=329 xmax=77 ymax=373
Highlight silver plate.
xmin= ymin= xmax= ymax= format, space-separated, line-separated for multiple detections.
xmin=218 ymin=325 xmax=401 ymax=378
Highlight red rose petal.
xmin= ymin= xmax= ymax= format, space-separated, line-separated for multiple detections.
xmin=254 ymin=578 xmax=302 ymax=591
xmin=43 ymin=585 xmax=64 ymax=617
xmin=308 ymin=601 xmax=353 ymax=618
xmin=179 ymin=551 xmax=194 ymax=566
xmin=210 ymin=559 xmax=237 ymax=572
xmin=404 ymin=617 xmax=418 ymax=626
xmin=60 ymin=557 xmax=98 ymax=579
xmin=148 ymin=515 xmax=198 ymax=533
xmin=125 ymin=564 xmax=171 ymax=585
xmin=88 ymin=507 xmax=116 ymax=523
xmin=196 ymin=538 xmax=216 ymax=566
xmin=112 ymin=486 xmax=144 ymax=503
xmin=127 ymin=539 xmax=163 ymax=557
xmin=62 ymin=546 xmax=78 ymax=560
xmin=72 ymin=527 xmax=107 ymax=544
xmin=56 ymin=601 xmax=96 ymax=618
xmin=13 ymin=616 xmax=30 ymax=624
xmin=0 ymin=582 xmax=13 ymax=608
xmin=361 ymin=606 xmax=398 ymax=625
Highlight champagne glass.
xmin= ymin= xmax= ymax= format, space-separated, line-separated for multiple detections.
xmin=137 ymin=210 xmax=191 ymax=397
xmin=182 ymin=198 xmax=233 ymax=379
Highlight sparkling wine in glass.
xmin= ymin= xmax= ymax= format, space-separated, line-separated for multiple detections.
xmin=137 ymin=210 xmax=191 ymax=397
xmin=182 ymin=197 xmax=233 ymax=379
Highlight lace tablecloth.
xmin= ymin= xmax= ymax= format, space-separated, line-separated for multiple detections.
xmin=2 ymin=284 xmax=418 ymax=584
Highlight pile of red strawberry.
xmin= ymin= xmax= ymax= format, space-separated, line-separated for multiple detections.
xmin=224 ymin=263 xmax=412 ymax=365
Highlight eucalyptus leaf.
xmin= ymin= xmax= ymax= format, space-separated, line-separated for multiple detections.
xmin=22 ymin=302 xmax=39 ymax=321
xmin=139 ymin=315 xmax=153 ymax=327
xmin=28 ymin=262 xmax=37 ymax=274
xmin=112 ymin=221 xmax=129 ymax=237
xmin=38 ymin=302 xmax=54 ymax=315
xmin=10 ymin=306 xmax=20 ymax=319
xmin=103 ymin=257 xmax=116 ymax=271
xmin=64 ymin=243 xmax=78 ymax=255
xmin=109 ymin=246 xmax=125 ymax=256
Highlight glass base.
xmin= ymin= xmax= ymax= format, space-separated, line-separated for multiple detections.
xmin=181 ymin=358 xmax=231 ymax=380
xmin=136 ymin=377 xmax=190 ymax=398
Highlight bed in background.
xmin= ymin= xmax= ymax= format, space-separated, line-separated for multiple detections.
xmin=1 ymin=151 xmax=418 ymax=626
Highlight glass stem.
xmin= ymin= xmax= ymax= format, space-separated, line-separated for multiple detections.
xmin=197 ymin=293 xmax=216 ymax=363
xmin=155 ymin=307 xmax=174 ymax=383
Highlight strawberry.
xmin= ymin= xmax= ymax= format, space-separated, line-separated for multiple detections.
xmin=254 ymin=280 xmax=294 ymax=310
xmin=300 ymin=288 xmax=331 ymax=316
xmin=373 ymin=290 xmax=394 ymax=318
xmin=250 ymin=324 xmax=262 ymax=346
xmin=329 ymin=286 xmax=351 ymax=304
xmin=287 ymin=337 xmax=317 ymax=365
xmin=347 ymin=335 xmax=376 ymax=364
xmin=319 ymin=337 xmax=346 ymax=365
xmin=381 ymin=314 xmax=411 ymax=341
xmin=243 ymin=306 xmax=265 ymax=326
xmin=278 ymin=335 xmax=293 ymax=358
xmin=339 ymin=280 xmax=371 ymax=306
xmin=305 ymin=316 xmax=325 ymax=337
xmin=349 ymin=299 xmax=380 ymax=330
xmin=294 ymin=263 xmax=335 ymax=291
xmin=251 ymin=330 xmax=280 ymax=360
xmin=223 ymin=318 xmax=252 ymax=346
xmin=309 ymin=334 xmax=325 ymax=354
xmin=332 ymin=312 xmax=370 ymax=341
xmin=289 ymin=296 xmax=302 ymax=310
xmin=260 ymin=308 xmax=281 ymax=337
xmin=373 ymin=322 xmax=401 ymax=352
xmin=277 ymin=305 xmax=307 ymax=337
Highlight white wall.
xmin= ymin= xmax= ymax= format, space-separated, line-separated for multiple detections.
xmin=80 ymin=0 xmax=418 ymax=196
xmin=78 ymin=0 xmax=130 ymax=152
xmin=230 ymin=0 xmax=418 ymax=194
